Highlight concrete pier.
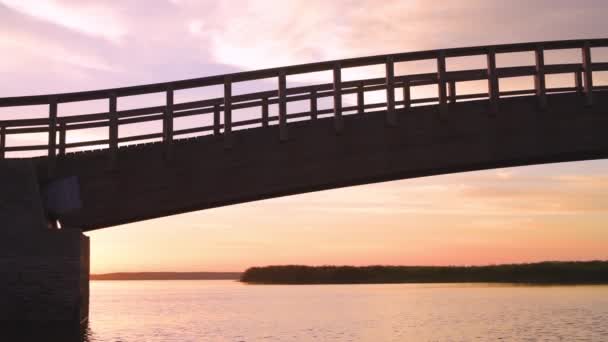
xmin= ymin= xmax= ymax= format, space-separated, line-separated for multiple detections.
xmin=0 ymin=160 xmax=89 ymax=325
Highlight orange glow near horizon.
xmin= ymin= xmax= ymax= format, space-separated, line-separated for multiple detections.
xmin=87 ymin=161 xmax=608 ymax=274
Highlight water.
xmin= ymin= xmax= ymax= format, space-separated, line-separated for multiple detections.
xmin=73 ymin=280 xmax=608 ymax=341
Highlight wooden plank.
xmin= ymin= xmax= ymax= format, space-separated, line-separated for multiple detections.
xmin=0 ymin=125 xmax=5 ymax=159
xmin=496 ymin=66 xmax=536 ymax=78
xmin=174 ymin=125 xmax=216 ymax=137
xmin=6 ymin=126 xmax=53 ymax=134
xmin=278 ymin=69 xmax=288 ymax=141
xmin=575 ymin=71 xmax=583 ymax=94
xmin=262 ymin=97 xmax=269 ymax=127
xmin=5 ymin=144 xmax=49 ymax=152
xmin=48 ymin=98 xmax=57 ymax=172
xmin=402 ymin=79 xmax=411 ymax=110
xmin=310 ymin=90 xmax=318 ymax=120
xmin=0 ymin=117 xmax=49 ymax=127
xmin=58 ymin=121 xmax=66 ymax=156
xmin=333 ymin=62 xmax=344 ymax=133
xmin=544 ymin=63 xmax=581 ymax=74
xmin=582 ymin=42 xmax=593 ymax=106
xmin=117 ymin=133 xmax=163 ymax=144
xmin=357 ymin=82 xmax=365 ymax=114
xmin=386 ymin=56 xmax=396 ymax=126
xmin=487 ymin=47 xmax=499 ymax=115
xmin=224 ymin=76 xmax=233 ymax=147
xmin=109 ymin=93 xmax=118 ymax=166
xmin=213 ymin=104 xmax=220 ymax=136
xmin=535 ymin=46 xmax=547 ymax=110
xmin=164 ymin=85 xmax=174 ymax=158
xmin=594 ymin=62 xmax=608 ymax=71
xmin=64 ymin=138 xmax=110 ymax=149
xmin=437 ymin=50 xmax=448 ymax=120
xmin=448 ymin=80 xmax=456 ymax=104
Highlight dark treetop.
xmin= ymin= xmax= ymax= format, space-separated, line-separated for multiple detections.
xmin=240 ymin=261 xmax=608 ymax=284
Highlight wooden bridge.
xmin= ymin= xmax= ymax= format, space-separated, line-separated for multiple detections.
xmin=1 ymin=38 xmax=608 ymax=231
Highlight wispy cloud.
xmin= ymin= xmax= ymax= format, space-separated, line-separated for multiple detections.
xmin=0 ymin=32 xmax=118 ymax=72
xmin=0 ymin=0 xmax=128 ymax=43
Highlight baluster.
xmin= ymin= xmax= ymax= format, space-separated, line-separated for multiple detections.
xmin=534 ymin=45 xmax=547 ymax=110
xmin=448 ymin=80 xmax=456 ymax=104
xmin=437 ymin=50 xmax=447 ymax=120
xmin=487 ymin=47 xmax=499 ymax=115
xmin=224 ymin=76 xmax=233 ymax=147
xmin=402 ymin=79 xmax=411 ymax=110
xmin=213 ymin=104 xmax=221 ymax=136
xmin=109 ymin=93 xmax=118 ymax=167
xmin=333 ymin=62 xmax=344 ymax=133
xmin=48 ymin=97 xmax=57 ymax=174
xmin=0 ymin=125 xmax=5 ymax=160
xmin=386 ymin=56 xmax=396 ymax=126
xmin=310 ymin=90 xmax=318 ymax=120
xmin=575 ymin=71 xmax=584 ymax=95
xmin=58 ymin=121 xmax=66 ymax=157
xmin=164 ymin=85 xmax=174 ymax=159
xmin=357 ymin=82 xmax=365 ymax=114
xmin=262 ymin=97 xmax=269 ymax=127
xmin=278 ymin=69 xmax=288 ymax=141
xmin=582 ymin=41 xmax=593 ymax=106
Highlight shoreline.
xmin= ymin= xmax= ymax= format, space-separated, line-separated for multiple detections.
xmin=240 ymin=261 xmax=608 ymax=285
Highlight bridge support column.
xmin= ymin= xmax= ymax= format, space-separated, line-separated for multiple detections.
xmin=0 ymin=160 xmax=89 ymax=327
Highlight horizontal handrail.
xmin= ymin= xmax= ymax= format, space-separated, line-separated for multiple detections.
xmin=0 ymin=38 xmax=606 ymax=162
xmin=1 ymin=38 xmax=606 ymax=107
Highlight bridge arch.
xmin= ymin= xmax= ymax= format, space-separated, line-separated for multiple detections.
xmin=0 ymin=38 xmax=607 ymax=230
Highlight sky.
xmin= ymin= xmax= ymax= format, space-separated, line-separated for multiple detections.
xmin=1 ymin=0 xmax=608 ymax=273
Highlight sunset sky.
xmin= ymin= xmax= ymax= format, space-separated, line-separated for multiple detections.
xmin=1 ymin=0 xmax=608 ymax=273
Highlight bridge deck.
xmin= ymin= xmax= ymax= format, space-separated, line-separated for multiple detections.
xmin=43 ymin=91 xmax=608 ymax=230
xmin=1 ymin=39 xmax=607 ymax=230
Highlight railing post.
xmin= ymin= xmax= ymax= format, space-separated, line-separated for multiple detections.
xmin=213 ymin=104 xmax=220 ymax=136
xmin=437 ymin=50 xmax=448 ymax=120
xmin=262 ymin=97 xmax=269 ymax=127
xmin=534 ymin=45 xmax=547 ymax=110
xmin=487 ymin=47 xmax=499 ymax=115
xmin=575 ymin=71 xmax=584 ymax=95
xmin=448 ymin=80 xmax=456 ymax=104
xmin=582 ymin=41 xmax=593 ymax=106
xmin=58 ymin=121 xmax=66 ymax=157
xmin=357 ymin=82 xmax=365 ymax=114
xmin=163 ymin=85 xmax=174 ymax=159
xmin=224 ymin=76 xmax=233 ymax=147
xmin=109 ymin=93 xmax=118 ymax=168
xmin=402 ymin=79 xmax=411 ymax=110
xmin=386 ymin=56 xmax=396 ymax=126
xmin=48 ymin=97 xmax=57 ymax=174
xmin=278 ymin=69 xmax=288 ymax=141
xmin=310 ymin=90 xmax=318 ymax=120
xmin=0 ymin=125 xmax=5 ymax=160
xmin=333 ymin=62 xmax=344 ymax=133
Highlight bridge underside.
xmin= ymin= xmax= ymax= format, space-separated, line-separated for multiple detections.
xmin=41 ymin=92 xmax=608 ymax=231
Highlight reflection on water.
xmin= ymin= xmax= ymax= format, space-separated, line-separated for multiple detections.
xmin=6 ymin=281 xmax=608 ymax=341
xmin=1 ymin=321 xmax=91 ymax=342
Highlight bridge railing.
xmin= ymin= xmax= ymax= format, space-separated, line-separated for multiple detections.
xmin=1 ymin=39 xmax=607 ymax=168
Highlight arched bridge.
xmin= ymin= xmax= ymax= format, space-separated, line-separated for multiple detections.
xmin=1 ymin=39 xmax=608 ymax=231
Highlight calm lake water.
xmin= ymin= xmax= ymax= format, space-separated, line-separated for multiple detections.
xmin=81 ymin=280 xmax=608 ymax=341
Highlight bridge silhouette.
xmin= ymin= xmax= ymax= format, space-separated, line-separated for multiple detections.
xmin=1 ymin=39 xmax=608 ymax=231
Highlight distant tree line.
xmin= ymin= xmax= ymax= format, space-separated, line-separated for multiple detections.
xmin=240 ymin=261 xmax=608 ymax=284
